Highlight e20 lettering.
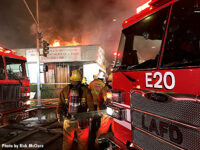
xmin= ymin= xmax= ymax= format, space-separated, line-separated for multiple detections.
xmin=145 ymin=72 xmax=175 ymax=90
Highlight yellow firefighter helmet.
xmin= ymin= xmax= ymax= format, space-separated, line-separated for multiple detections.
xmin=70 ymin=70 xmax=82 ymax=81
xmin=93 ymin=74 xmax=98 ymax=79
xmin=108 ymin=73 xmax=113 ymax=82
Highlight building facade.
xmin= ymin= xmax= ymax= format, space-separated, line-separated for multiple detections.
xmin=16 ymin=45 xmax=107 ymax=85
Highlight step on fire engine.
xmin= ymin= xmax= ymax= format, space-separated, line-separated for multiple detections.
xmin=0 ymin=47 xmax=33 ymax=125
xmin=101 ymin=0 xmax=200 ymax=149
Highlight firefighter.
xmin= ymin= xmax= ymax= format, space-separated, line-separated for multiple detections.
xmin=98 ymin=73 xmax=112 ymax=109
xmin=96 ymin=74 xmax=113 ymax=140
xmin=57 ymin=70 xmax=95 ymax=150
xmin=88 ymin=72 xmax=105 ymax=149
xmin=88 ymin=72 xmax=105 ymax=110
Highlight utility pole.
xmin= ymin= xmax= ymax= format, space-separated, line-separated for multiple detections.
xmin=23 ymin=0 xmax=41 ymax=107
xmin=36 ymin=0 xmax=41 ymax=107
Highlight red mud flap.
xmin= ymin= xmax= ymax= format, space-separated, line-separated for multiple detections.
xmin=130 ymin=90 xmax=200 ymax=150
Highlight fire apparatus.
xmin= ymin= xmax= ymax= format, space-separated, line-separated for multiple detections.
xmin=0 ymin=47 xmax=32 ymax=124
xmin=102 ymin=0 xmax=200 ymax=149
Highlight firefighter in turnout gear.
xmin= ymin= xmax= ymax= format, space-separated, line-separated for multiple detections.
xmin=88 ymin=72 xmax=105 ymax=110
xmin=96 ymin=73 xmax=113 ymax=140
xmin=57 ymin=70 xmax=95 ymax=150
xmin=98 ymin=73 xmax=112 ymax=110
xmin=88 ymin=72 xmax=105 ymax=149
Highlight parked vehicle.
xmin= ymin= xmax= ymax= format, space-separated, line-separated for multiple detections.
xmin=0 ymin=47 xmax=32 ymax=123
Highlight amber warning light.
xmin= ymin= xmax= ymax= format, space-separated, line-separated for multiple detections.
xmin=0 ymin=47 xmax=16 ymax=54
xmin=136 ymin=0 xmax=152 ymax=14
xmin=106 ymin=92 xmax=112 ymax=100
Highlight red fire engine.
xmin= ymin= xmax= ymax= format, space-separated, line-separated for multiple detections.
xmin=103 ymin=0 xmax=200 ymax=149
xmin=0 ymin=47 xmax=31 ymax=124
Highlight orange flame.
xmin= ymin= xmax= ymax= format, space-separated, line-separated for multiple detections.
xmin=50 ymin=38 xmax=81 ymax=47
xmin=51 ymin=40 xmax=60 ymax=47
xmin=64 ymin=38 xmax=81 ymax=46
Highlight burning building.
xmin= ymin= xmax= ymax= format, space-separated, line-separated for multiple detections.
xmin=15 ymin=44 xmax=107 ymax=85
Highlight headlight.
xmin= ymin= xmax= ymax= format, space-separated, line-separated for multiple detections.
xmin=106 ymin=104 xmax=126 ymax=120
xmin=106 ymin=107 xmax=114 ymax=115
xmin=22 ymin=93 xmax=30 ymax=97
xmin=25 ymin=100 xmax=31 ymax=105
xmin=26 ymin=93 xmax=30 ymax=97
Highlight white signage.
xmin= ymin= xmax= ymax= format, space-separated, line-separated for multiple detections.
xmin=26 ymin=47 xmax=81 ymax=63
xmin=41 ymin=47 xmax=81 ymax=63
xmin=145 ymin=72 xmax=175 ymax=90
xmin=26 ymin=49 xmax=38 ymax=63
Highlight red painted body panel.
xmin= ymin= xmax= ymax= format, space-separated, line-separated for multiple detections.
xmin=113 ymin=68 xmax=199 ymax=97
xmin=113 ymin=119 xmax=132 ymax=144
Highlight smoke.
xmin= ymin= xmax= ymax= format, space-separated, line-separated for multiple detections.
xmin=39 ymin=0 xmax=147 ymax=62
xmin=0 ymin=0 xmax=146 ymax=62
xmin=0 ymin=0 xmax=37 ymax=48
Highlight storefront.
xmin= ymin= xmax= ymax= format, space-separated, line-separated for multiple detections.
xmin=16 ymin=45 xmax=106 ymax=85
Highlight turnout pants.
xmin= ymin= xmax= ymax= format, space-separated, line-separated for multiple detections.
xmin=97 ymin=113 xmax=113 ymax=136
xmin=63 ymin=119 xmax=89 ymax=150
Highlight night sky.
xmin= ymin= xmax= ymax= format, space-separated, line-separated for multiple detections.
xmin=0 ymin=0 xmax=146 ymax=62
